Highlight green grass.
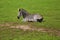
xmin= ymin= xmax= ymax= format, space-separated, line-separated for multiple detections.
xmin=0 ymin=0 xmax=60 ymax=40
xmin=0 ymin=0 xmax=60 ymax=29
xmin=0 ymin=27 xmax=60 ymax=40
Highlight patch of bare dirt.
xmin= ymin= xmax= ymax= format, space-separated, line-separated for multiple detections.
xmin=0 ymin=22 xmax=60 ymax=36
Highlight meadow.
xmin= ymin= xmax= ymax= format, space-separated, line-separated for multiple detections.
xmin=0 ymin=0 xmax=60 ymax=40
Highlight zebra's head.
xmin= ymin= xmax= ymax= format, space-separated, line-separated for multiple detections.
xmin=17 ymin=8 xmax=29 ymax=19
xmin=17 ymin=9 xmax=22 ymax=19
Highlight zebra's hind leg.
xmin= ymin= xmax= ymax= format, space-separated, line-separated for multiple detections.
xmin=37 ymin=18 xmax=43 ymax=22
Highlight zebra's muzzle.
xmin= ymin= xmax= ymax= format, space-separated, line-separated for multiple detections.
xmin=17 ymin=16 xmax=20 ymax=19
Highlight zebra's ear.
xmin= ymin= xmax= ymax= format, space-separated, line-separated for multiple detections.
xmin=19 ymin=9 xmax=21 ymax=11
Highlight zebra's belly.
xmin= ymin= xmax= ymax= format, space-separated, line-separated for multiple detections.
xmin=23 ymin=17 xmax=37 ymax=22
xmin=22 ymin=14 xmax=43 ymax=22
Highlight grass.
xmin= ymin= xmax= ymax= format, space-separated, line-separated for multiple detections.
xmin=0 ymin=0 xmax=60 ymax=29
xmin=0 ymin=27 xmax=60 ymax=40
xmin=0 ymin=0 xmax=60 ymax=40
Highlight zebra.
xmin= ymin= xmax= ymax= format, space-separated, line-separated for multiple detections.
xmin=17 ymin=8 xmax=43 ymax=22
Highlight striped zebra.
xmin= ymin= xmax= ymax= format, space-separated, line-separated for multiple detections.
xmin=17 ymin=8 xmax=43 ymax=22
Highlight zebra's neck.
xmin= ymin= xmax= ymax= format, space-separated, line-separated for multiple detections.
xmin=22 ymin=11 xmax=29 ymax=18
